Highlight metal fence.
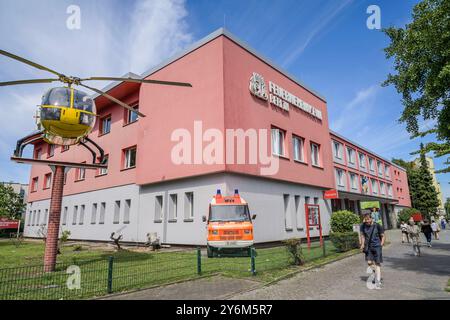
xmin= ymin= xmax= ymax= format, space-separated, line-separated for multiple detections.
xmin=0 ymin=240 xmax=337 ymax=300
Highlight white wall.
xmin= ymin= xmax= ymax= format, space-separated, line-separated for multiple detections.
xmin=24 ymin=173 xmax=332 ymax=245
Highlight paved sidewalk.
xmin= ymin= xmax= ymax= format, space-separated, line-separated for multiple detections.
xmin=232 ymin=230 xmax=450 ymax=300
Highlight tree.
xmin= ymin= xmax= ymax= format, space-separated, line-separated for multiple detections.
xmin=445 ymin=197 xmax=450 ymax=219
xmin=0 ymin=184 xmax=26 ymax=219
xmin=413 ymin=144 xmax=441 ymax=219
xmin=383 ymin=0 xmax=450 ymax=173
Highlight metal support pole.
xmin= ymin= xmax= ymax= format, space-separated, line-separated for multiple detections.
xmin=107 ymin=256 xmax=114 ymax=294
xmin=197 ymin=247 xmax=202 ymax=275
xmin=250 ymin=247 xmax=256 ymax=276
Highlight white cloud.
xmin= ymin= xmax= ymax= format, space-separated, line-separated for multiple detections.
xmin=282 ymin=0 xmax=353 ymax=66
xmin=0 ymin=0 xmax=192 ymax=183
xmin=331 ymin=84 xmax=379 ymax=133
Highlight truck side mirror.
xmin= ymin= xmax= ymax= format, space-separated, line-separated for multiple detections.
xmin=252 ymin=214 xmax=257 ymax=220
xmin=202 ymin=215 xmax=207 ymax=222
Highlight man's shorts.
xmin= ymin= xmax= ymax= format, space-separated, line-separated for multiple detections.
xmin=365 ymin=246 xmax=383 ymax=264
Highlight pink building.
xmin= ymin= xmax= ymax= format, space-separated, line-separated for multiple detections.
xmin=23 ymin=29 xmax=411 ymax=244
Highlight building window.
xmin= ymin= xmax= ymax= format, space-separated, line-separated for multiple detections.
xmin=43 ymin=209 xmax=48 ymax=226
xmin=388 ymin=184 xmax=393 ymax=197
xmin=123 ymin=199 xmax=131 ymax=224
xmin=155 ymin=195 xmax=163 ymax=221
xmin=385 ymin=165 xmax=390 ymax=178
xmin=47 ymin=144 xmax=55 ymax=158
xmin=91 ymin=203 xmax=97 ymax=224
xmin=44 ymin=173 xmax=52 ymax=189
xmin=311 ymin=142 xmax=320 ymax=167
xmin=72 ymin=206 xmax=78 ymax=225
xmin=293 ymin=136 xmax=304 ymax=162
xmin=36 ymin=210 xmax=41 ymax=226
xmin=99 ymin=202 xmax=106 ymax=224
xmin=347 ymin=147 xmax=355 ymax=165
xmin=371 ymin=180 xmax=378 ymax=194
xmin=76 ymin=164 xmax=86 ymax=181
xmin=34 ymin=148 xmax=42 ymax=160
xmin=31 ymin=210 xmax=36 ymax=226
xmin=123 ymin=147 xmax=137 ymax=169
xmin=271 ymin=127 xmax=285 ymax=156
xmin=98 ymin=155 xmax=108 ymax=176
xmin=377 ymin=161 xmax=383 ymax=176
xmin=125 ymin=104 xmax=139 ymax=125
xmin=62 ymin=207 xmax=68 ymax=225
xmin=332 ymin=141 xmax=343 ymax=160
xmin=359 ymin=153 xmax=366 ymax=168
xmin=79 ymin=205 xmax=85 ymax=225
xmin=380 ymin=182 xmax=385 ymax=195
xmin=100 ymin=115 xmax=111 ymax=135
xmin=31 ymin=177 xmax=39 ymax=192
xmin=336 ymin=169 xmax=345 ymax=187
xmin=350 ymin=173 xmax=358 ymax=190
xmin=169 ymin=194 xmax=178 ymax=220
xmin=369 ymin=158 xmax=375 ymax=172
xmin=185 ymin=192 xmax=194 ymax=219
xmin=113 ymin=201 xmax=120 ymax=224
xmin=27 ymin=211 xmax=31 ymax=226
xmin=283 ymin=194 xmax=293 ymax=230
xmin=294 ymin=195 xmax=301 ymax=230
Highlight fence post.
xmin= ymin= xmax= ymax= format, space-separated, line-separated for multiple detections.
xmin=197 ymin=247 xmax=202 ymax=275
xmin=250 ymin=247 xmax=256 ymax=276
xmin=107 ymin=256 xmax=114 ymax=294
xmin=322 ymin=239 xmax=326 ymax=257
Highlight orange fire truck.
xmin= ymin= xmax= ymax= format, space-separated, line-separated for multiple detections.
xmin=203 ymin=189 xmax=256 ymax=257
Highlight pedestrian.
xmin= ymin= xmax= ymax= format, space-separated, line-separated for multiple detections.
xmin=441 ymin=219 xmax=446 ymax=230
xmin=406 ymin=218 xmax=421 ymax=256
xmin=431 ymin=219 xmax=440 ymax=240
xmin=400 ymin=221 xmax=410 ymax=243
xmin=421 ymin=219 xmax=433 ymax=247
xmin=360 ymin=213 xmax=385 ymax=289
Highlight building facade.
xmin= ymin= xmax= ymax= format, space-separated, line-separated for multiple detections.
xmin=22 ymin=29 xmax=411 ymax=244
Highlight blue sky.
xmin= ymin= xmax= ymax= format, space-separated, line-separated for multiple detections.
xmin=0 ymin=0 xmax=448 ymax=201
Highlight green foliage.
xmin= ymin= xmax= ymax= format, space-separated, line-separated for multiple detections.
xmin=398 ymin=208 xmax=420 ymax=223
xmin=282 ymin=238 xmax=305 ymax=266
xmin=383 ymin=0 xmax=450 ymax=173
xmin=445 ymin=198 xmax=450 ymax=219
xmin=412 ymin=146 xmax=441 ymax=219
xmin=330 ymin=210 xmax=360 ymax=233
xmin=329 ymin=232 xmax=359 ymax=252
xmin=0 ymin=184 xmax=26 ymax=219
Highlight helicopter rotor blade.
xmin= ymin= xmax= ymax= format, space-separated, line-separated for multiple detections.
xmin=79 ymin=83 xmax=146 ymax=118
xmin=0 ymin=78 xmax=60 ymax=87
xmin=0 ymin=49 xmax=63 ymax=77
xmin=82 ymin=77 xmax=192 ymax=87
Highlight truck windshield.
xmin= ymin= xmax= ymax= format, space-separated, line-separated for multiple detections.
xmin=209 ymin=205 xmax=250 ymax=222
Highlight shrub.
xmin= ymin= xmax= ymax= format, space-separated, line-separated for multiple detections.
xmin=398 ymin=208 xmax=420 ymax=223
xmin=283 ymin=238 xmax=305 ymax=265
xmin=330 ymin=210 xmax=360 ymax=233
xmin=330 ymin=232 xmax=360 ymax=252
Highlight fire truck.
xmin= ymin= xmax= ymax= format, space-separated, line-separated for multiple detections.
xmin=203 ymin=189 xmax=256 ymax=257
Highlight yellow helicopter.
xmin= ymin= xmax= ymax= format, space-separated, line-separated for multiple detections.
xmin=0 ymin=49 xmax=192 ymax=146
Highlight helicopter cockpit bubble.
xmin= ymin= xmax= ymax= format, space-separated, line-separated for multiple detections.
xmin=39 ymin=87 xmax=97 ymax=145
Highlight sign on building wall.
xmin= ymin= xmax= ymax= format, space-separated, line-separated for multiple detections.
xmin=249 ymin=72 xmax=323 ymax=120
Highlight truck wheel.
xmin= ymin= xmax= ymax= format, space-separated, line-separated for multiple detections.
xmin=207 ymin=245 xmax=213 ymax=258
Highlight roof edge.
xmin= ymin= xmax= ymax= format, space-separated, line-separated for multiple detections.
xmin=92 ymin=28 xmax=326 ymax=102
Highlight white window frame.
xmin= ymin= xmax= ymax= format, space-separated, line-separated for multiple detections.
xmin=333 ymin=141 xmax=343 ymax=160
xmin=293 ymin=136 xmax=304 ymax=162
xmin=347 ymin=147 xmax=355 ymax=164
xmin=124 ymin=147 xmax=137 ymax=169
xmin=101 ymin=116 xmax=111 ymax=135
xmin=358 ymin=153 xmax=366 ymax=168
xmin=271 ymin=128 xmax=285 ymax=156
xmin=311 ymin=143 xmax=320 ymax=167
xmin=185 ymin=192 xmax=194 ymax=220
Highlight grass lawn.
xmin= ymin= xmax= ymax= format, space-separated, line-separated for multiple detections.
xmin=0 ymin=239 xmax=342 ymax=300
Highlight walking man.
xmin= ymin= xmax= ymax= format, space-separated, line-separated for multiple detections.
xmin=406 ymin=217 xmax=421 ymax=256
xmin=360 ymin=213 xmax=385 ymax=289
xmin=400 ymin=221 xmax=410 ymax=243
